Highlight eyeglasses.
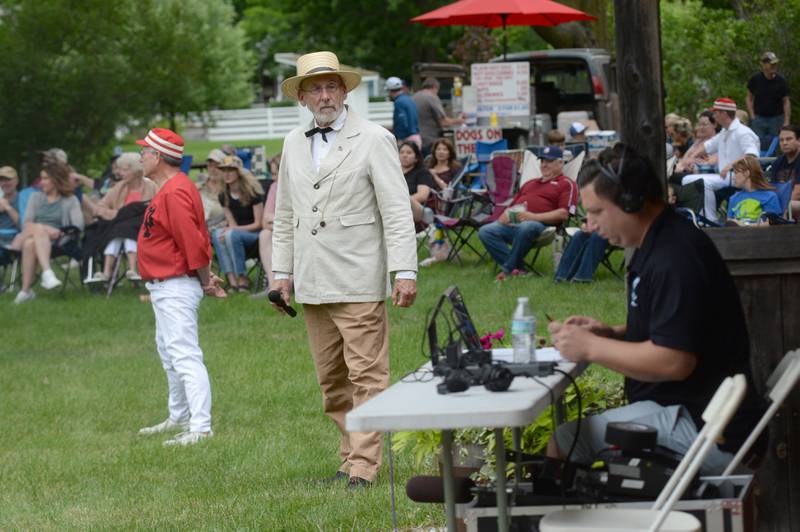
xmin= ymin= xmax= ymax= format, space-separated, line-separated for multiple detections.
xmin=140 ymin=148 xmax=158 ymax=156
xmin=303 ymin=82 xmax=342 ymax=96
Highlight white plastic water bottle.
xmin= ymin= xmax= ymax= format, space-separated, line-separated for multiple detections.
xmin=511 ymin=297 xmax=537 ymax=363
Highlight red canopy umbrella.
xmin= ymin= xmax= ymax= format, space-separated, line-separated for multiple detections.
xmin=411 ymin=0 xmax=596 ymax=59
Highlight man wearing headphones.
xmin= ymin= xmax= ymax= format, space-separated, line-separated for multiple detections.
xmin=547 ymin=144 xmax=763 ymax=474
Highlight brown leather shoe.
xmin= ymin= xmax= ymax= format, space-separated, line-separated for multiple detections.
xmin=347 ymin=476 xmax=372 ymax=490
xmin=321 ymin=470 xmax=349 ymax=484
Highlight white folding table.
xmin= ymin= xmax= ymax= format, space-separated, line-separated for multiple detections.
xmin=346 ymin=361 xmax=586 ymax=532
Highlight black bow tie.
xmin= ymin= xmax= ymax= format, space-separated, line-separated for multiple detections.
xmin=305 ymin=126 xmax=333 ymax=143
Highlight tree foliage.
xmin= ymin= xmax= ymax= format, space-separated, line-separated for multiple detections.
xmin=661 ymin=0 xmax=800 ymax=124
xmin=242 ymin=0 xmax=462 ymax=84
xmin=0 ymin=0 xmax=253 ymax=170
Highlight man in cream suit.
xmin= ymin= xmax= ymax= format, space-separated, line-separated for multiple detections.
xmin=271 ymin=51 xmax=418 ymax=489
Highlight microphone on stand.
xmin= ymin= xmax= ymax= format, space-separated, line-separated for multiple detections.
xmin=267 ymin=290 xmax=297 ymax=317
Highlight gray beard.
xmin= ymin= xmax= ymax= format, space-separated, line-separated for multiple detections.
xmin=312 ymin=107 xmax=342 ymax=127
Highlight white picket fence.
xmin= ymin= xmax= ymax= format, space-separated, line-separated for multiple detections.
xmin=183 ymin=102 xmax=394 ymax=141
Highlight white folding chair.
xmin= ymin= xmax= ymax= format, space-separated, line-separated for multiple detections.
xmin=519 ymin=150 xmax=541 ymax=187
xmin=563 ymin=150 xmax=586 ymax=182
xmin=722 ymin=349 xmax=800 ymax=476
xmin=539 ymin=374 xmax=748 ymax=532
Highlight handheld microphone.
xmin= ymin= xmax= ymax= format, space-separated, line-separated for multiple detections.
xmin=267 ymin=290 xmax=297 ymax=317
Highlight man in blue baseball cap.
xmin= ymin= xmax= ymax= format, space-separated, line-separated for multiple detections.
xmin=478 ymin=146 xmax=578 ymax=280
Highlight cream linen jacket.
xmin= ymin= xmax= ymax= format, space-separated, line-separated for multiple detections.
xmin=272 ymin=109 xmax=417 ymax=304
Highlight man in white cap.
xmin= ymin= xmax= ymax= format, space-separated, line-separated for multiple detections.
xmin=385 ymin=76 xmax=421 ymax=147
xmin=679 ymin=98 xmax=759 ymax=222
xmin=135 ymin=127 xmax=226 ymax=446
xmin=272 ymin=51 xmax=418 ymax=489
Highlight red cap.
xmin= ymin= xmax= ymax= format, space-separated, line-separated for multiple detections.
xmin=712 ymin=98 xmax=737 ymax=112
xmin=136 ymin=128 xmax=184 ymax=159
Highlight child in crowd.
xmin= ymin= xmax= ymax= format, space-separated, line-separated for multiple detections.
xmin=727 ymin=155 xmax=781 ymax=225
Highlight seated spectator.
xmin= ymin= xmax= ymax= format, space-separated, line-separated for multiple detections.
xmin=399 ymin=141 xmax=434 ymax=223
xmin=768 ymin=125 xmax=800 ymax=215
xmin=478 ymin=146 xmax=575 ymax=280
xmin=674 ymin=110 xmax=720 ymax=176
xmin=84 ymin=153 xmax=157 ymax=281
xmin=199 ymin=149 xmax=227 ymax=231
xmin=212 ymin=155 xmax=264 ymax=292
xmin=10 ymin=161 xmax=84 ymax=303
xmin=569 ymin=122 xmax=587 ymax=142
xmin=727 ymin=155 xmax=781 ymax=225
xmin=554 ymin=223 xmax=609 ymax=283
xmin=546 ymin=129 xmax=574 ymax=162
xmin=667 ymin=116 xmax=693 ymax=158
xmin=252 ymin=155 xmax=281 ymax=300
xmin=0 ymin=166 xmax=21 ymax=265
xmin=680 ymin=98 xmax=760 ymax=223
xmin=426 ymin=138 xmax=463 ymax=190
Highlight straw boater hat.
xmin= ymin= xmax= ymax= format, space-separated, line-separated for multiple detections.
xmin=280 ymin=51 xmax=362 ymax=101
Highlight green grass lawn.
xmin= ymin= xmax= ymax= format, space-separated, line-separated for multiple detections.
xmin=1 ymin=248 xmax=626 ymax=530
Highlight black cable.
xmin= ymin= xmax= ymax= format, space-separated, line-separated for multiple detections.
xmin=554 ymin=368 xmax=581 ymax=507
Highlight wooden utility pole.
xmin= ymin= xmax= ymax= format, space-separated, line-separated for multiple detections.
xmin=612 ymin=0 xmax=665 ymax=190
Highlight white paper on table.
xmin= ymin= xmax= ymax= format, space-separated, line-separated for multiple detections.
xmin=492 ymin=346 xmax=564 ymax=363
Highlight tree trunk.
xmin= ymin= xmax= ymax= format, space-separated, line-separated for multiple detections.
xmin=613 ymin=0 xmax=665 ymax=191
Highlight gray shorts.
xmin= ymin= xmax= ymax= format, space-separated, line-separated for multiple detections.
xmin=554 ymin=401 xmax=734 ymax=475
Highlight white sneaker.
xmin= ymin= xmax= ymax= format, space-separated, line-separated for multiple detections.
xmin=86 ymin=272 xmax=109 ymax=284
xmin=125 ymin=270 xmax=141 ymax=281
xmin=163 ymin=430 xmax=213 ymax=447
xmin=13 ymin=290 xmax=35 ymax=304
xmin=138 ymin=418 xmax=189 ymax=435
xmin=40 ymin=269 xmax=62 ymax=290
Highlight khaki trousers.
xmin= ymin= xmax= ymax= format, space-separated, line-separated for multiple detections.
xmin=303 ymin=301 xmax=389 ymax=482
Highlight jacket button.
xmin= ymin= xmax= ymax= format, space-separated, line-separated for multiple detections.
xmin=311 ymin=229 xmax=317 ymax=235
xmin=312 ymin=206 xmax=318 ymax=212
xmin=319 ymin=221 xmax=326 ymax=227
xmin=313 ymin=183 xmax=320 ymax=189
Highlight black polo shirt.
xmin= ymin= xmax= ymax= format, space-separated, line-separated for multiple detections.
xmin=625 ymin=207 xmax=763 ymax=453
xmin=747 ymin=72 xmax=789 ymax=118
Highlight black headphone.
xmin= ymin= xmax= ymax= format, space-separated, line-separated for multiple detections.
xmin=437 ymin=363 xmax=514 ymax=394
xmin=597 ymin=146 xmax=645 ymax=213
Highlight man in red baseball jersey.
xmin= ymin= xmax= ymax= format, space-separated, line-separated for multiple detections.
xmin=135 ymin=128 xmax=226 ymax=447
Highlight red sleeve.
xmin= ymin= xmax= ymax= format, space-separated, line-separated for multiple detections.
xmin=164 ymin=188 xmax=211 ymax=271
xmin=556 ymin=178 xmax=577 ymax=212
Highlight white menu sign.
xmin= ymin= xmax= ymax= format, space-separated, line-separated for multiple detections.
xmin=471 ymin=62 xmax=530 ymax=118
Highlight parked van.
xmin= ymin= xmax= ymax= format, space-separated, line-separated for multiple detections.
xmin=490 ymin=48 xmax=619 ymax=146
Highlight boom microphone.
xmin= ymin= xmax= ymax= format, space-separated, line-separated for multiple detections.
xmin=267 ymin=290 xmax=297 ymax=317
